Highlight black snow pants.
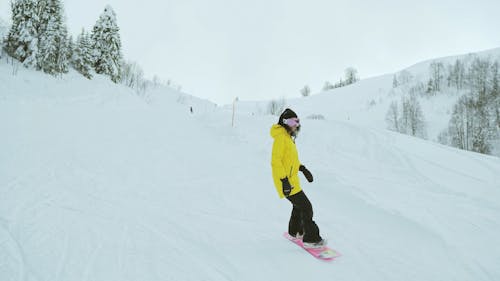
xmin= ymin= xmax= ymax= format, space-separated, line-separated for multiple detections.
xmin=286 ymin=191 xmax=322 ymax=243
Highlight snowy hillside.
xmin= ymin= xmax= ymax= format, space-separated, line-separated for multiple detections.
xmin=234 ymin=47 xmax=500 ymax=156
xmin=1 ymin=54 xmax=500 ymax=281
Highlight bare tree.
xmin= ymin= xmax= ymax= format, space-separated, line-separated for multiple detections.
xmin=467 ymin=58 xmax=490 ymax=98
xmin=392 ymin=75 xmax=398 ymax=88
xmin=448 ymin=59 xmax=466 ymax=91
xmin=268 ymin=98 xmax=286 ymax=116
xmin=398 ymin=70 xmax=413 ymax=85
xmin=121 ymin=61 xmax=144 ymax=88
xmin=300 ymin=85 xmax=311 ymax=97
xmin=406 ymin=94 xmax=426 ymax=138
xmin=389 ymin=95 xmax=427 ymax=138
xmin=322 ymin=81 xmax=334 ymax=91
xmin=428 ymin=62 xmax=445 ymax=94
xmin=491 ymin=62 xmax=500 ymax=129
xmin=445 ymin=94 xmax=493 ymax=154
xmin=385 ymin=101 xmax=399 ymax=132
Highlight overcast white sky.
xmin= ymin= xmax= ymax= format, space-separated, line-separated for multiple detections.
xmin=1 ymin=0 xmax=500 ymax=104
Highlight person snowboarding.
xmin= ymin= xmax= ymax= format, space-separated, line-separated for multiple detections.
xmin=270 ymin=108 xmax=326 ymax=248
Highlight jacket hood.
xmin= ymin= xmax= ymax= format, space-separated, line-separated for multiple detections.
xmin=278 ymin=108 xmax=298 ymax=126
xmin=270 ymin=124 xmax=287 ymax=139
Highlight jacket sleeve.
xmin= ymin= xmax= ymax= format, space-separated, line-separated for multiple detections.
xmin=271 ymin=134 xmax=287 ymax=179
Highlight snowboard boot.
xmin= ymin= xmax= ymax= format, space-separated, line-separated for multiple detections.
xmin=303 ymin=239 xmax=327 ymax=249
xmin=289 ymin=232 xmax=304 ymax=240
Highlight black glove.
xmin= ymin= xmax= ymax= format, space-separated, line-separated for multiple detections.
xmin=299 ymin=165 xmax=313 ymax=182
xmin=281 ymin=177 xmax=293 ymax=197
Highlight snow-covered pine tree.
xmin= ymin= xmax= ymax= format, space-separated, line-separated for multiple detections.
xmin=344 ymin=67 xmax=359 ymax=85
xmin=36 ymin=0 xmax=69 ymax=75
xmin=55 ymin=21 xmax=69 ymax=74
xmin=4 ymin=0 xmax=39 ymax=67
xmin=66 ymin=35 xmax=74 ymax=64
xmin=91 ymin=5 xmax=123 ymax=83
xmin=72 ymin=29 xmax=93 ymax=79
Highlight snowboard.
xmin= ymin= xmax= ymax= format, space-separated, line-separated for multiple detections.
xmin=283 ymin=232 xmax=340 ymax=261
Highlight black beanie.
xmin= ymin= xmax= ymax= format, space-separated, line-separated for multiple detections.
xmin=278 ymin=108 xmax=298 ymax=126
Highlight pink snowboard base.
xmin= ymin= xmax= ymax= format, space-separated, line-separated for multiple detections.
xmin=283 ymin=232 xmax=341 ymax=261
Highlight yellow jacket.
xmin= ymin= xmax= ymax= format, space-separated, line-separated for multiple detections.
xmin=270 ymin=124 xmax=302 ymax=198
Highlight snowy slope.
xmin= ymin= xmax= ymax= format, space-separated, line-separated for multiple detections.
xmin=1 ymin=56 xmax=500 ymax=281
xmin=234 ymin=47 xmax=500 ymax=148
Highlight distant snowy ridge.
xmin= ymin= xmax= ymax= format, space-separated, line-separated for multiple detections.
xmin=398 ymin=47 xmax=500 ymax=79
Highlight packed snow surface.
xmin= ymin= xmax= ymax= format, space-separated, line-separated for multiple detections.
xmin=1 ymin=60 xmax=500 ymax=281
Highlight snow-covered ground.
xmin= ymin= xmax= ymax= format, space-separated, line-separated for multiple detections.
xmin=1 ymin=54 xmax=500 ymax=281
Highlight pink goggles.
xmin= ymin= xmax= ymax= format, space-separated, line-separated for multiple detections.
xmin=283 ymin=118 xmax=300 ymax=127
